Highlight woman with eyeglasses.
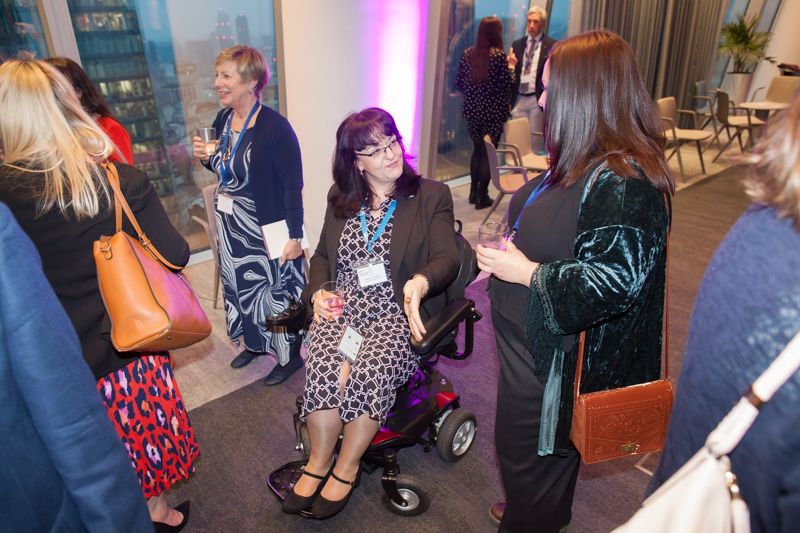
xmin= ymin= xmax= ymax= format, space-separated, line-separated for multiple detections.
xmin=192 ymin=45 xmax=305 ymax=385
xmin=281 ymin=108 xmax=459 ymax=519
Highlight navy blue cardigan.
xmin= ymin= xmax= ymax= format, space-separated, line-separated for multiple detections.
xmin=204 ymin=105 xmax=304 ymax=239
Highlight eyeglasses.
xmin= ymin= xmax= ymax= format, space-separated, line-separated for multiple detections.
xmin=355 ymin=138 xmax=401 ymax=160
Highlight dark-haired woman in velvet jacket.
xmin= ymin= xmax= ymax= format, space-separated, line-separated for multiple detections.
xmin=280 ymin=108 xmax=459 ymax=519
xmin=476 ymin=30 xmax=674 ymax=533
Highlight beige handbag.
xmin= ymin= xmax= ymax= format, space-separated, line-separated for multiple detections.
xmin=93 ymin=164 xmax=212 ymax=352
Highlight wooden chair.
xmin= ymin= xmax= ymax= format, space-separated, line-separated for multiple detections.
xmin=656 ymin=96 xmax=712 ymax=181
xmin=693 ymin=81 xmax=722 ymax=152
xmin=751 ymin=76 xmax=800 ymax=106
xmin=711 ymin=90 xmax=765 ymax=163
xmin=480 ymin=135 xmax=531 ymax=226
xmin=191 ymin=185 xmax=221 ymax=308
xmin=499 ymin=117 xmax=548 ymax=171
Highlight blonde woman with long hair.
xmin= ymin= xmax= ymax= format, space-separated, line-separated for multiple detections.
xmin=0 ymin=59 xmax=197 ymax=533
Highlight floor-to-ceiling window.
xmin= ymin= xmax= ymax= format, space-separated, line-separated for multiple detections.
xmin=0 ymin=0 xmax=49 ymax=61
xmin=66 ymin=0 xmax=279 ymax=252
xmin=1 ymin=0 xmax=279 ymax=254
xmin=434 ymin=1 xmax=568 ymax=183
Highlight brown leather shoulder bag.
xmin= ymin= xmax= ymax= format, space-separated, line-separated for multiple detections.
xmin=93 ymin=164 xmax=212 ymax=352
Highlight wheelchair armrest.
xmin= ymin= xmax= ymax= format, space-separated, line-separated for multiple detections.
xmin=410 ymin=297 xmax=479 ymax=356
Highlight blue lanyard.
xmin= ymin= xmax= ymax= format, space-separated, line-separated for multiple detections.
xmin=218 ymin=101 xmax=260 ymax=187
xmin=360 ymin=199 xmax=397 ymax=253
xmin=514 ymin=171 xmax=551 ymax=232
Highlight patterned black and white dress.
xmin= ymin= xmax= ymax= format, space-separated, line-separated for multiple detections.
xmin=302 ymin=199 xmax=419 ymax=422
xmin=210 ymin=126 xmax=305 ymax=364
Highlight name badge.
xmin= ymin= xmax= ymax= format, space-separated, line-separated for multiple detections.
xmin=217 ymin=192 xmax=234 ymax=215
xmin=520 ymin=73 xmax=532 ymax=85
xmin=337 ymin=325 xmax=364 ymax=362
xmin=354 ymin=258 xmax=388 ymax=287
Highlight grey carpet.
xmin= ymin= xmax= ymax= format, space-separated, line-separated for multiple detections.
xmin=165 ymin=165 xmax=753 ymax=532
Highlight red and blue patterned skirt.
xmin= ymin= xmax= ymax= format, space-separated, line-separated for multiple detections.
xmin=97 ymin=354 xmax=199 ymax=498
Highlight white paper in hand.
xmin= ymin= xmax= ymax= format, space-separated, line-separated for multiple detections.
xmin=260 ymin=220 xmax=310 ymax=260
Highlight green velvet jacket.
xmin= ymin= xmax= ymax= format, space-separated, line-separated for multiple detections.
xmin=525 ymin=162 xmax=671 ymax=455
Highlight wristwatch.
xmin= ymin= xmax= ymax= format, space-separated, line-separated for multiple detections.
xmin=290 ymin=237 xmax=302 ymax=243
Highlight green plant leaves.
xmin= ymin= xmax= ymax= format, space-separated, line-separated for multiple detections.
xmin=719 ymin=13 xmax=776 ymax=74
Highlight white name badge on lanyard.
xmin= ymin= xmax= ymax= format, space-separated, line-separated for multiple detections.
xmin=354 ymin=258 xmax=388 ymax=287
xmin=217 ymin=192 xmax=234 ymax=215
xmin=520 ymin=73 xmax=532 ymax=85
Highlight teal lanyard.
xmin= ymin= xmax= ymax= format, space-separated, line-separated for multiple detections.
xmin=360 ymin=199 xmax=397 ymax=253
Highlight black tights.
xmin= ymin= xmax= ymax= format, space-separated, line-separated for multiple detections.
xmin=470 ymin=135 xmax=499 ymax=196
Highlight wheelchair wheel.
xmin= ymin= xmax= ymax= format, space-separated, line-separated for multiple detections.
xmin=436 ymin=408 xmax=477 ymax=462
xmin=381 ymin=474 xmax=431 ymax=516
xmin=298 ymin=423 xmax=311 ymax=461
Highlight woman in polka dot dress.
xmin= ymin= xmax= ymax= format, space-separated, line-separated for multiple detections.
xmin=455 ymin=16 xmax=517 ymax=209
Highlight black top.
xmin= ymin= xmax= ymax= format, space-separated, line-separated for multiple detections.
xmin=0 ymin=163 xmax=190 ymax=379
xmin=489 ymin=171 xmax=587 ymax=329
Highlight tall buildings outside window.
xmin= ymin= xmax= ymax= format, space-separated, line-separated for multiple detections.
xmin=61 ymin=0 xmax=279 ymax=252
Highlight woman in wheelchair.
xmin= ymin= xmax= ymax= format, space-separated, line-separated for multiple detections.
xmin=477 ymin=31 xmax=673 ymax=532
xmin=283 ymin=108 xmax=459 ymax=519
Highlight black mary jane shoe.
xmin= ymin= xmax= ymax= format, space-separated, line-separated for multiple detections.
xmin=153 ymin=500 xmax=190 ymax=533
xmin=310 ymin=464 xmax=363 ymax=519
xmin=282 ymin=459 xmax=336 ymax=514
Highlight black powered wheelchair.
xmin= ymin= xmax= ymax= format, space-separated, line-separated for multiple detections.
xmin=266 ymin=227 xmax=482 ymax=517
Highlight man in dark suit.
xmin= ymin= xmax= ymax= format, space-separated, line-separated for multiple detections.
xmin=507 ymin=5 xmax=556 ymax=155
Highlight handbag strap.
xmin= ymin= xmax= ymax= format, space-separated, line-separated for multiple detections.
xmin=574 ymin=193 xmax=671 ymax=399
xmin=706 ymin=329 xmax=800 ymax=457
xmin=103 ymin=163 xmax=183 ymax=272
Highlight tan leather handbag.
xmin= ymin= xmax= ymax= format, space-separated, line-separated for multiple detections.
xmin=570 ymin=200 xmax=673 ymax=464
xmin=93 ymin=164 xmax=212 ymax=352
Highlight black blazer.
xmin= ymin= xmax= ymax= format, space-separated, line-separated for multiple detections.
xmin=510 ymin=33 xmax=556 ymax=109
xmin=302 ymin=179 xmax=459 ymax=322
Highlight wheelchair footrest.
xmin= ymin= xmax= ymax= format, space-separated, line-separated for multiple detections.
xmin=268 ymin=459 xmax=315 ymax=518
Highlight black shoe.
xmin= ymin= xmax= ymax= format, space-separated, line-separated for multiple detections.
xmin=153 ymin=501 xmax=190 ymax=533
xmin=475 ymin=194 xmax=494 ymax=209
xmin=310 ymin=464 xmax=363 ymax=519
xmin=263 ymin=346 xmax=303 ymax=386
xmin=468 ymin=190 xmax=476 ymax=204
xmin=230 ymin=350 xmax=265 ymax=369
xmin=282 ymin=459 xmax=336 ymax=514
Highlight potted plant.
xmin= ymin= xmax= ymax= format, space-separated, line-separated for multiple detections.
xmin=719 ymin=13 xmax=775 ymax=105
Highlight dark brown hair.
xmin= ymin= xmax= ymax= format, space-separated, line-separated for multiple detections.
xmin=331 ymin=108 xmax=421 ymax=218
xmin=470 ymin=17 xmax=504 ymax=85
xmin=544 ymin=30 xmax=673 ymax=193
xmin=43 ymin=57 xmax=115 ymax=121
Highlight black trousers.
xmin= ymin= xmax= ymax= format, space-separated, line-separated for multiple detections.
xmin=492 ymin=306 xmax=581 ymax=533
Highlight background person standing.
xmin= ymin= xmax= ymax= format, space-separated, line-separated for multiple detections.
xmin=508 ymin=5 xmax=556 ymax=155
